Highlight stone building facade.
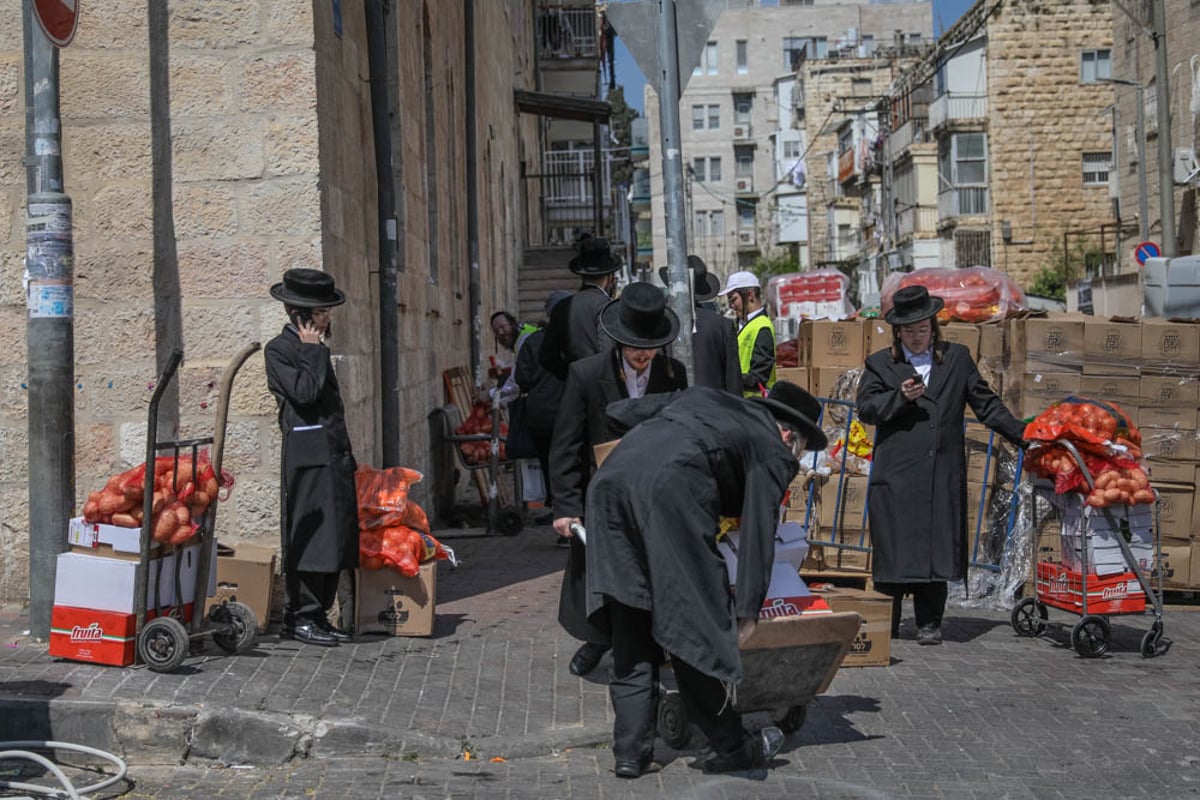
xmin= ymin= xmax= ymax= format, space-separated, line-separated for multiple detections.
xmin=0 ymin=1 xmax=540 ymax=602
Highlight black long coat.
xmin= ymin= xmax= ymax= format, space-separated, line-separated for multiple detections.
xmin=549 ymin=348 xmax=687 ymax=642
xmin=690 ymin=307 xmax=741 ymax=394
xmin=584 ymin=387 xmax=799 ymax=684
xmin=856 ymin=342 xmax=1023 ymax=584
xmin=264 ymin=327 xmax=359 ymax=574
xmin=539 ymin=284 xmax=612 ymax=381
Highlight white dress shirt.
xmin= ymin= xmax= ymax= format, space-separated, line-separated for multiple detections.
xmin=622 ymin=355 xmax=651 ymax=399
xmin=902 ymin=345 xmax=933 ymax=385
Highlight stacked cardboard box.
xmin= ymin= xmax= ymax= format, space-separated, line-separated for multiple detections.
xmin=1012 ymin=314 xmax=1086 ymax=418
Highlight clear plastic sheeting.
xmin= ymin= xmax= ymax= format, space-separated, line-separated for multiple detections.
xmin=881 ymin=267 xmax=1027 ymax=324
xmin=766 ymin=270 xmax=854 ymax=322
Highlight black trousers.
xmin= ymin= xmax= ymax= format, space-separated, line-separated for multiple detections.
xmin=532 ymin=431 xmax=554 ymax=506
xmin=875 ymin=581 xmax=948 ymax=634
xmin=609 ymin=603 xmax=746 ymax=762
xmin=284 ymin=570 xmax=340 ymax=622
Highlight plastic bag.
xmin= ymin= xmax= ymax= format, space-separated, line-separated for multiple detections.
xmin=355 ymin=464 xmax=425 ymax=530
xmin=880 ymin=267 xmax=1027 ymax=324
xmin=766 ymin=270 xmax=854 ymax=321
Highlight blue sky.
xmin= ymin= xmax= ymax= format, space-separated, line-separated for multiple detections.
xmin=614 ymin=0 xmax=976 ymax=114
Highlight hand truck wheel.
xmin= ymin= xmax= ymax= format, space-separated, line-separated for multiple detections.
xmin=1139 ymin=620 xmax=1170 ymax=659
xmin=776 ymin=704 xmax=808 ymax=734
xmin=497 ymin=508 xmax=524 ymax=536
xmin=1071 ymin=615 xmax=1110 ymax=659
xmin=656 ymin=692 xmax=691 ymax=750
xmin=138 ymin=616 xmax=191 ymax=673
xmin=1010 ymin=597 xmax=1048 ymax=637
xmin=210 ymin=601 xmax=258 ymax=654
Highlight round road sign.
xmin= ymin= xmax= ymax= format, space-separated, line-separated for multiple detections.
xmin=34 ymin=0 xmax=80 ymax=48
xmin=1134 ymin=240 xmax=1160 ymax=266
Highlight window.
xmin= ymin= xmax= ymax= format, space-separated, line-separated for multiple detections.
xmin=692 ymin=105 xmax=705 ymax=130
xmin=736 ymin=149 xmax=754 ymax=179
xmin=736 ymin=40 xmax=748 ymax=73
xmin=861 ymin=34 xmax=875 ymax=55
xmin=692 ymin=157 xmax=721 ymax=182
xmin=708 ymin=104 xmax=720 ymax=130
xmin=693 ymin=157 xmax=706 ymax=181
xmin=708 ymin=157 xmax=722 ymax=182
xmin=711 ymin=210 xmax=725 ymax=237
xmin=783 ymin=140 xmax=801 ymax=159
xmin=694 ymin=41 xmax=718 ymax=75
xmin=1080 ymin=49 xmax=1111 ymax=84
xmin=734 ymin=94 xmax=752 ymax=124
xmin=783 ymin=36 xmax=826 ymax=70
xmin=941 ymin=133 xmax=987 ymax=185
xmin=693 ymin=104 xmax=720 ymax=130
xmin=694 ymin=209 xmax=708 ymax=237
xmin=739 ymin=203 xmax=756 ymax=229
xmin=1082 ymin=152 xmax=1112 ymax=186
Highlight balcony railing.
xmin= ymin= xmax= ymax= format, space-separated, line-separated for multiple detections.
xmin=541 ymin=150 xmax=611 ymax=206
xmin=896 ymin=204 xmax=939 ymax=237
xmin=938 ymin=186 xmax=989 ymax=218
xmin=837 ymin=148 xmax=856 ymax=183
xmin=887 ymin=118 xmax=924 ymax=154
xmin=928 ymin=92 xmax=987 ymax=129
xmin=537 ymin=7 xmax=597 ymax=60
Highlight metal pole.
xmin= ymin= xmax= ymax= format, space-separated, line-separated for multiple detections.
xmin=592 ymin=122 xmax=604 ymax=236
xmin=1134 ymin=84 xmax=1149 ymax=241
xmin=23 ymin=2 xmax=75 ymax=640
xmin=655 ymin=0 xmax=694 ymax=381
xmin=465 ymin=0 xmax=482 ymax=386
xmin=1151 ymin=0 xmax=1176 ymax=256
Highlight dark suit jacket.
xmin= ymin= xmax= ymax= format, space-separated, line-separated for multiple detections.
xmin=539 ymin=284 xmax=612 ymax=381
xmin=691 ymin=307 xmax=741 ymax=394
xmin=548 ymin=348 xmax=688 ymax=519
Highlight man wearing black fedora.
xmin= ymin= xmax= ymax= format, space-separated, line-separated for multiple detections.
xmin=264 ymin=268 xmax=359 ymax=647
xmin=576 ymin=381 xmax=826 ymax=777
xmin=549 ymin=282 xmax=688 ymax=677
xmin=659 ymin=255 xmax=740 ymax=394
xmin=539 ymin=236 xmax=623 ymax=382
xmin=857 ymin=285 xmax=1025 ymax=645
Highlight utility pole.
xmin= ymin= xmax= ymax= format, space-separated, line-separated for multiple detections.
xmin=655 ymin=0 xmax=694 ymax=380
xmin=23 ymin=1 xmax=76 ymax=640
xmin=1150 ymin=0 xmax=1176 ymax=257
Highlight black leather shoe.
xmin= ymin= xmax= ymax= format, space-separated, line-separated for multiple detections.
xmin=315 ymin=618 xmax=353 ymax=643
xmin=916 ymin=624 xmax=942 ymax=645
xmin=568 ymin=642 xmax=608 ymax=676
xmin=282 ymin=621 xmax=340 ymax=647
xmin=614 ymin=755 xmax=652 ymax=779
xmin=702 ymin=727 xmax=784 ymax=774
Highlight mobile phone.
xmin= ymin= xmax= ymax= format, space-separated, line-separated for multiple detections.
xmin=291 ymin=308 xmax=312 ymax=327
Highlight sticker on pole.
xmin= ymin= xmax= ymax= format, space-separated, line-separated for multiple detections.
xmin=28 ymin=281 xmax=73 ymax=319
xmin=34 ymin=0 xmax=80 ymax=48
xmin=1134 ymin=240 xmax=1160 ymax=266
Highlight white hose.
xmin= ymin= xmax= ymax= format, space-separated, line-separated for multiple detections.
xmin=0 ymin=741 xmax=127 ymax=799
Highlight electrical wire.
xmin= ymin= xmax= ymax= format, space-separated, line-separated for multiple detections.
xmin=0 ymin=741 xmax=128 ymax=799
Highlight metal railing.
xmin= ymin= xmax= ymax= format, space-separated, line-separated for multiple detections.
xmin=896 ymin=204 xmax=939 ymax=237
xmin=938 ymin=185 xmax=989 ymax=218
xmin=538 ymin=150 xmax=612 ymax=206
xmin=536 ymin=6 xmax=597 ymax=59
xmin=928 ymin=92 xmax=987 ymax=129
xmin=887 ymin=117 xmax=924 ymax=154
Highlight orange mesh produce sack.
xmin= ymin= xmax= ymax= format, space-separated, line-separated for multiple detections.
xmin=1023 ymin=397 xmax=1141 ymax=455
xmin=355 ymin=465 xmax=424 ymax=530
xmin=360 ymin=524 xmax=453 ymax=577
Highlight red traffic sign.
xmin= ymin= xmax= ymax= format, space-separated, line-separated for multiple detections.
xmin=33 ymin=0 xmax=80 ymax=48
xmin=1134 ymin=240 xmax=1160 ymax=266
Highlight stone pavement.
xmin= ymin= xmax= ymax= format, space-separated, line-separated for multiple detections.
xmin=1 ymin=524 xmax=1199 ymax=799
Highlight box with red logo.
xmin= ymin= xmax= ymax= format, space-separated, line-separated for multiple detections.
xmin=48 ymin=604 xmax=195 ymax=666
xmin=1035 ymin=562 xmax=1146 ymax=616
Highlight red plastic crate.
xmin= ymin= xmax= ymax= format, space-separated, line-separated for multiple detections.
xmin=1035 ymin=562 xmax=1146 ymax=616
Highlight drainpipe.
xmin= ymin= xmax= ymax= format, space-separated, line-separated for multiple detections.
xmin=366 ymin=0 xmax=400 ymax=466
xmin=465 ymin=0 xmax=482 ymax=386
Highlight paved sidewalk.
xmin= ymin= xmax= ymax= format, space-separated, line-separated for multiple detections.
xmin=2 ymin=525 xmax=1199 ymax=799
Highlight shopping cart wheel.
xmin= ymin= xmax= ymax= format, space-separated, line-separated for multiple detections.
xmin=777 ymin=704 xmax=808 ymax=734
xmin=1140 ymin=620 xmax=1170 ymax=659
xmin=1071 ymin=615 xmax=1110 ymax=659
xmin=497 ymin=508 xmax=524 ymax=536
xmin=138 ymin=617 xmax=190 ymax=673
xmin=210 ymin=601 xmax=258 ymax=654
xmin=1010 ymin=598 xmax=1048 ymax=637
xmin=657 ymin=692 xmax=691 ymax=749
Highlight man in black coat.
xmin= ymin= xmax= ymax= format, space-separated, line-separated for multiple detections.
xmin=539 ymin=236 xmax=621 ymax=381
xmin=550 ymin=282 xmax=688 ymax=677
xmin=659 ymin=256 xmax=740 ymax=394
xmin=264 ymin=269 xmax=359 ymax=648
xmin=857 ymin=286 xmax=1025 ymax=644
xmin=578 ymin=381 xmax=826 ymax=777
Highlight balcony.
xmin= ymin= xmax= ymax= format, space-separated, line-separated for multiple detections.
xmin=887 ymin=118 xmax=924 ymax=155
xmin=837 ymin=148 xmax=856 ymax=184
xmin=734 ymin=176 xmax=755 ymax=195
xmin=938 ymin=186 xmax=989 ymax=218
xmin=928 ymin=92 xmax=987 ymax=130
xmin=536 ymin=6 xmax=598 ymax=60
xmin=896 ymin=204 xmax=939 ymax=237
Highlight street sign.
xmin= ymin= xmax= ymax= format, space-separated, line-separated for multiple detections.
xmin=605 ymin=0 xmax=724 ymax=97
xmin=33 ymin=0 xmax=80 ymax=48
xmin=1134 ymin=240 xmax=1160 ymax=266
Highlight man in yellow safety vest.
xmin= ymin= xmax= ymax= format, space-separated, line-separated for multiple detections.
xmin=719 ymin=270 xmax=776 ymax=397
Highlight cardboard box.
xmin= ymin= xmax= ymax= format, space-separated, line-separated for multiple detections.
xmin=48 ymin=605 xmax=138 ymax=667
xmin=1138 ymin=405 xmax=1200 ymax=430
xmin=53 ymin=543 xmax=215 ymax=615
xmin=1155 ymin=481 xmax=1194 ymax=543
xmin=1082 ymin=317 xmax=1141 ymax=375
xmin=811 ymin=528 xmax=871 ymax=572
xmin=355 ymin=563 xmax=436 ymax=636
xmin=1139 ymin=372 xmax=1200 ymax=411
xmin=965 ymin=431 xmax=1000 ymax=485
xmin=204 ymin=544 xmax=276 ymax=633
xmin=1060 ymin=502 xmax=1155 ymax=576
xmin=805 ymin=319 xmax=864 ymax=368
xmin=1159 ymin=545 xmax=1192 ymax=589
xmin=864 ymin=319 xmax=891 ymax=359
xmin=810 ymin=366 xmax=857 ymax=400
xmin=1141 ymin=318 xmax=1200 ymax=369
xmin=775 ymin=367 xmax=809 ymax=392
xmin=978 ymin=322 xmax=1006 ymax=363
xmin=593 ymin=439 xmax=620 ymax=468
xmin=1022 ymin=314 xmax=1086 ymax=369
xmin=1035 ymin=562 xmax=1146 ymax=615
xmin=818 ymin=475 xmax=868 ymax=531
xmin=1020 ymin=371 xmax=1081 ymax=418
xmin=1146 ymin=459 xmax=1198 ymax=485
xmin=1079 ymin=375 xmax=1140 ymax=410
xmin=1142 ymin=427 xmax=1199 ymax=461
xmin=816 ymin=586 xmax=891 ymax=667
xmin=940 ymin=323 xmax=980 ymax=359
xmin=68 ymin=517 xmax=157 ymax=559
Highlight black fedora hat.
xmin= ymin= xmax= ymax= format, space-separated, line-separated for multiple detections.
xmin=750 ymin=381 xmax=828 ymax=451
xmin=598 ymin=281 xmax=681 ymax=349
xmin=569 ymin=237 xmax=622 ymax=276
xmin=269 ymin=268 xmax=346 ymax=308
xmin=885 ymin=285 xmax=944 ymax=326
xmin=658 ymin=255 xmax=721 ymax=302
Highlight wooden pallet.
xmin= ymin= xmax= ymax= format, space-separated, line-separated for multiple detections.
xmin=800 ymin=569 xmax=874 ymax=592
xmin=441 ymin=366 xmax=512 ymax=508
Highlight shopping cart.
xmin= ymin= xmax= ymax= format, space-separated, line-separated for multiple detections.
xmin=133 ymin=345 xmax=262 ymax=673
xmin=1010 ymin=439 xmax=1170 ymax=659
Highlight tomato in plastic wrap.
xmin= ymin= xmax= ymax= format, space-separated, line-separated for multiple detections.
xmin=776 ymin=338 xmax=800 ymax=368
xmin=880 ymin=267 xmax=1026 ymax=324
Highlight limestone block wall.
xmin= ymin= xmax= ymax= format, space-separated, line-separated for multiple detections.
xmin=985 ymin=0 xmax=1114 ymax=285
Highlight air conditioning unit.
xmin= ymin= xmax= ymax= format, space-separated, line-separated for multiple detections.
xmin=733 ymin=124 xmax=750 ymax=139
xmin=738 ymin=231 xmax=754 ymax=244
xmin=736 ymin=178 xmax=752 ymax=192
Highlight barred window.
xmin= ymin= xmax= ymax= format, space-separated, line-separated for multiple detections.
xmin=1082 ymin=152 xmax=1112 ymax=186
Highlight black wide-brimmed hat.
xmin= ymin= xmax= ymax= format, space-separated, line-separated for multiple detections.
xmin=750 ymin=381 xmax=828 ymax=451
xmin=569 ymin=236 xmax=622 ymax=276
xmin=269 ymin=268 xmax=346 ymax=308
xmin=885 ymin=285 xmax=944 ymax=326
xmin=598 ymin=281 xmax=681 ymax=349
xmin=658 ymin=255 xmax=721 ymax=302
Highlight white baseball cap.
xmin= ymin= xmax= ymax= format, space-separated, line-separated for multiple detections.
xmin=719 ymin=270 xmax=761 ymax=295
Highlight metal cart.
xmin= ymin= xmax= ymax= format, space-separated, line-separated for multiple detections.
xmin=133 ymin=344 xmax=262 ymax=673
xmin=1010 ymin=439 xmax=1170 ymax=659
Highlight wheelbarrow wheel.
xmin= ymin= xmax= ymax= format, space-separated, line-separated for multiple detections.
xmin=497 ymin=508 xmax=524 ymax=536
xmin=1010 ymin=597 xmax=1048 ymax=637
xmin=210 ymin=601 xmax=258 ymax=654
xmin=777 ymin=704 xmax=808 ymax=734
xmin=138 ymin=617 xmax=190 ymax=673
xmin=657 ymin=692 xmax=691 ymax=750
xmin=1071 ymin=615 xmax=1110 ymax=659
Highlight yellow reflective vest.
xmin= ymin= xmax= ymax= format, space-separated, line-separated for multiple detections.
xmin=737 ymin=312 xmax=776 ymax=398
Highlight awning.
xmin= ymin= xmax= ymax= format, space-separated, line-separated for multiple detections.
xmin=513 ymin=89 xmax=611 ymax=123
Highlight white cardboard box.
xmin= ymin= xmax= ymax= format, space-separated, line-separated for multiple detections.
xmin=54 ymin=543 xmax=216 ymax=614
xmin=68 ymin=517 xmax=144 ymax=554
xmin=1060 ymin=503 xmax=1154 ymax=576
